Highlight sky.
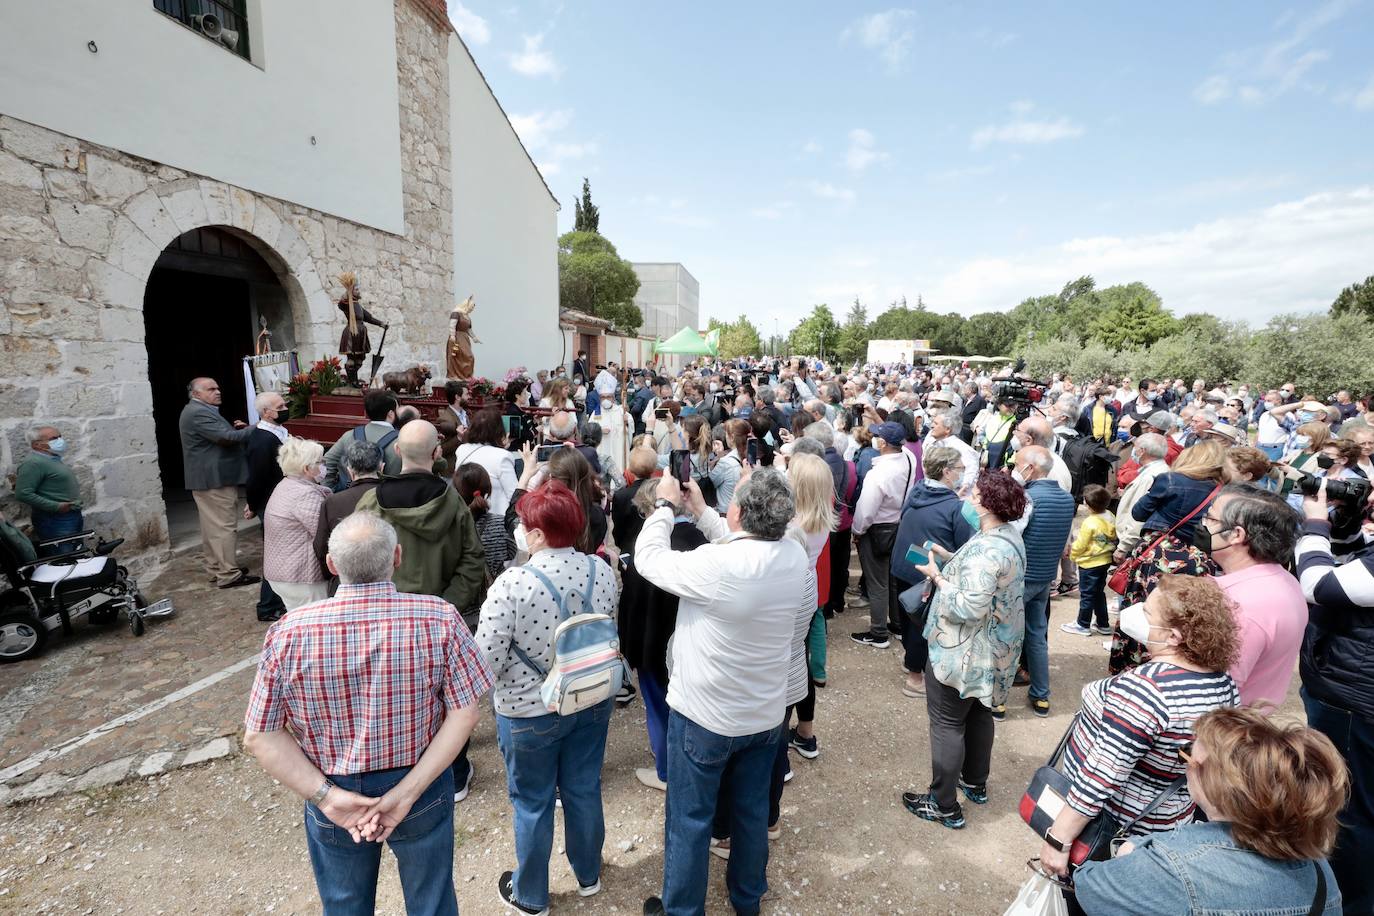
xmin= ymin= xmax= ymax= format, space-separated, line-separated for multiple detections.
xmin=448 ymin=1 xmax=1374 ymax=333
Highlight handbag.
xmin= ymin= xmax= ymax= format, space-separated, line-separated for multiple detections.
xmin=1107 ymin=482 xmax=1220 ymax=595
xmin=1019 ymin=713 xmax=1187 ymax=867
xmin=898 ymin=579 xmax=936 ymax=630
xmin=1003 ymin=861 xmax=1070 ymax=916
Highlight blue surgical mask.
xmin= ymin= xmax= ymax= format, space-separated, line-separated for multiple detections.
xmin=47 ymin=437 xmax=67 ymax=456
xmin=1291 ymin=435 xmax=1312 ymax=451
xmin=960 ymin=499 xmax=981 ymax=529
xmin=1297 ymin=411 xmax=1317 ymax=424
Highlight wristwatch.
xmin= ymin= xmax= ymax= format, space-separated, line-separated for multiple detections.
xmin=653 ymin=498 xmax=679 ymax=512
xmin=1044 ymin=829 xmax=1067 ymax=852
xmin=309 ymin=779 xmax=335 ymax=806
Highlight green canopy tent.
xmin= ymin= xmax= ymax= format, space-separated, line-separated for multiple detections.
xmin=654 ymin=326 xmax=716 ymax=356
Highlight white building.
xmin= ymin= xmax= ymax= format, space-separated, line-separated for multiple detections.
xmin=631 ymin=262 xmax=699 ymax=340
xmin=0 ymin=0 xmax=560 ymax=560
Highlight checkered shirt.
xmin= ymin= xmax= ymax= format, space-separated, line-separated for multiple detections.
xmin=244 ymin=581 xmax=493 ymax=775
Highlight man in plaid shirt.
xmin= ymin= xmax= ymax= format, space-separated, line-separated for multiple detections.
xmin=244 ymin=512 xmax=493 ymax=915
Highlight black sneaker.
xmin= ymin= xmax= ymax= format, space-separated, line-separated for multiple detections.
xmin=902 ymin=791 xmax=966 ymax=829
xmin=958 ymin=780 xmax=988 ymax=805
xmin=643 ymin=898 xmax=667 ymax=916
xmin=990 ymin=704 xmax=1007 ymax=722
xmin=498 ymin=871 xmax=548 ymax=915
xmin=1030 ymin=697 xmax=1050 ymax=718
xmin=1055 ymin=582 xmax=1078 ymax=596
xmin=788 ymin=726 xmax=819 ymax=759
xmin=850 ymin=631 xmax=890 ymax=649
xmin=616 ymin=681 xmax=638 ymax=707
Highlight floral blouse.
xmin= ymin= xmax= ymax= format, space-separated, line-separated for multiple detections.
xmin=922 ymin=524 xmax=1027 ymax=708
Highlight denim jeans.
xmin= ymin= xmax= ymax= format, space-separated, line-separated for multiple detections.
xmin=662 ymin=710 xmax=783 ymax=916
xmin=1302 ymin=687 xmax=1373 ymax=915
xmin=304 ymin=764 xmax=457 ymax=916
xmin=256 ymin=577 xmax=286 ymax=617
xmin=712 ymin=705 xmax=792 ymax=839
xmin=496 ymin=700 xmax=612 ymax=910
xmin=891 ymin=576 xmax=928 ymax=674
xmin=1075 ymin=565 xmax=1109 ymax=629
xmin=32 ymin=507 xmax=83 ymax=557
xmin=640 ymin=670 xmax=670 ymax=782
xmin=1023 ymin=579 xmax=1053 ymax=701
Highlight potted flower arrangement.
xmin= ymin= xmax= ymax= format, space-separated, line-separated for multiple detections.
xmin=285 ymin=356 xmax=345 ymax=418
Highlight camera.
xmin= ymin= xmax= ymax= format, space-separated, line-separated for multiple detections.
xmin=1297 ymin=473 xmax=1373 ymax=507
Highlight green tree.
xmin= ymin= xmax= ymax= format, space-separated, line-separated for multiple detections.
xmin=1241 ymin=313 xmax=1374 ymax=395
xmin=1331 ymin=275 xmax=1374 ymax=319
xmin=1088 ymin=285 xmax=1176 ymax=349
xmin=835 ymin=298 xmax=870 ymax=363
xmin=708 ymin=315 xmax=763 ymax=359
xmin=788 ymin=304 xmax=839 ymax=358
xmin=573 ymin=178 xmax=599 ymax=233
xmin=928 ymin=312 xmax=967 ymax=356
xmin=557 ymin=230 xmax=641 ymax=334
xmin=869 ymin=302 xmax=928 ymax=339
xmin=959 ymin=311 xmax=1018 ymax=357
xmin=1020 ymin=335 xmax=1085 ymax=380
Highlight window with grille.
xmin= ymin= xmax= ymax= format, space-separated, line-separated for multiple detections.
xmin=153 ymin=0 xmax=252 ymax=62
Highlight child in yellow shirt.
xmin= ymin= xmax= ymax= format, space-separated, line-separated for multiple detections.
xmin=1061 ymin=484 xmax=1117 ymax=636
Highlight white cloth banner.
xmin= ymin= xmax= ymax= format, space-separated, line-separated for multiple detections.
xmin=243 ymin=351 xmax=298 ymax=424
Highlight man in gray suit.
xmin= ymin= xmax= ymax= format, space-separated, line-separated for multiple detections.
xmin=179 ymin=377 xmax=259 ymax=589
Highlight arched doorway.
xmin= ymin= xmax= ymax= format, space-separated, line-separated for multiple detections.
xmin=142 ymin=225 xmax=295 ymax=527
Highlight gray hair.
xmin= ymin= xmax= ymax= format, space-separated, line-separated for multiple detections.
xmin=934 ymin=409 xmax=962 ymax=437
xmin=24 ymin=425 xmax=56 ymax=445
xmin=1023 ymin=447 xmax=1055 ymax=475
xmin=923 ymin=445 xmax=962 ymax=481
xmin=1196 ymin=408 xmax=1218 ymax=424
xmin=1134 ymin=432 xmax=1169 ymax=461
xmin=254 ymin=391 xmax=281 ymax=414
xmin=1056 ymin=394 xmax=1080 ymax=418
xmin=734 ymin=467 xmax=795 ymax=540
xmin=276 ymin=436 xmax=325 ymax=478
xmin=342 ymin=438 xmax=384 ymax=477
xmin=548 ymin=410 xmax=578 ymax=440
xmin=803 ymin=421 xmax=834 ymax=449
xmin=1215 ymin=483 xmax=1297 ymax=567
xmin=791 ymin=437 xmax=826 ymax=458
xmin=328 ymin=512 xmax=398 ymax=584
xmin=757 ymin=385 xmax=776 ymax=406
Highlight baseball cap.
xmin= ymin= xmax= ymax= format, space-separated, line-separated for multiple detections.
xmin=1145 ymin=410 xmax=1175 ymax=432
xmin=868 ymin=422 xmax=906 ymax=446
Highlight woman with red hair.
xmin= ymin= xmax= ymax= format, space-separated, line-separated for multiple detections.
xmin=474 ymin=481 xmax=622 ymax=914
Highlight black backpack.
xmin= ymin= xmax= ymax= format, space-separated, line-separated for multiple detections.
xmin=1058 ymin=433 xmax=1116 ymax=504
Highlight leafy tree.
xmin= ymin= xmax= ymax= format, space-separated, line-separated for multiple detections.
xmin=1020 ymin=335 xmax=1085 ymax=380
xmin=1241 ymin=312 xmax=1374 ymax=395
xmin=959 ymin=312 xmax=1018 ymax=357
xmin=928 ymin=312 xmax=967 ymax=356
xmin=788 ymin=304 xmax=839 ymax=358
xmin=836 ymin=298 xmax=870 ymax=363
xmin=557 ymin=230 xmax=641 ymax=334
xmin=1331 ymin=275 xmax=1374 ymax=319
xmin=1088 ymin=286 xmax=1176 ymax=349
xmin=573 ymin=178 xmax=600 ymax=233
xmin=708 ymin=315 xmax=763 ymax=359
xmin=869 ymin=303 xmax=928 ymax=340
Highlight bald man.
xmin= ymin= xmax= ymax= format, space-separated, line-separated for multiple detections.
xmin=179 ymin=377 xmax=258 ymax=589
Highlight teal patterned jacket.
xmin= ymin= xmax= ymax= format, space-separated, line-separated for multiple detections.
xmin=922 ymin=524 xmax=1027 ymax=708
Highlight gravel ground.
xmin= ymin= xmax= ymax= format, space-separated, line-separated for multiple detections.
xmin=0 ymin=595 xmax=1306 ymax=915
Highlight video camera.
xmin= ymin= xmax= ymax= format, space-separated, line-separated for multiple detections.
xmin=992 ymin=359 xmax=1050 ymax=420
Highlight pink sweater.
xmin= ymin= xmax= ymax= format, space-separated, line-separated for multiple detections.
xmin=263 ymin=475 xmax=330 ymax=583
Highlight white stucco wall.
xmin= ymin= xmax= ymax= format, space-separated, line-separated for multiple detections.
xmin=0 ymin=1 xmax=404 ymax=233
xmin=448 ymin=40 xmax=561 ymax=381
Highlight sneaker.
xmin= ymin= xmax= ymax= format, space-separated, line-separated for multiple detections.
xmin=1092 ymin=625 xmax=1113 ymax=636
xmin=990 ymin=704 xmax=1007 ymax=722
xmin=850 ymin=631 xmax=890 ymax=649
xmin=616 ymin=681 xmax=638 ymax=707
xmin=958 ymin=780 xmax=988 ymax=805
xmin=845 ymin=596 xmax=870 ymax=610
xmin=1030 ymin=697 xmax=1050 ymax=718
xmin=454 ymin=765 xmax=475 ymax=803
xmin=1013 ymin=669 xmax=1030 ymax=687
xmin=1059 ymin=623 xmax=1092 ymax=636
xmin=643 ymin=898 xmax=667 ymax=916
xmin=901 ymin=679 xmax=925 ymax=698
xmin=709 ymin=837 xmax=731 ymax=860
xmin=768 ymin=821 xmax=782 ymax=841
xmin=788 ymin=726 xmax=819 ymax=760
xmin=498 ymin=871 xmax=548 ymax=916
xmin=578 ymin=879 xmax=601 ymax=898
xmin=783 ymin=766 xmax=794 ymax=784
xmin=555 ymin=788 xmax=562 ymax=809
xmin=635 ymin=768 xmax=667 ymax=792
xmin=1055 ymin=582 xmax=1079 ymax=596
xmin=901 ymin=792 xmax=965 ymax=829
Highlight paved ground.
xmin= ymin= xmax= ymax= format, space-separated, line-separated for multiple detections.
xmin=0 ymin=530 xmax=1307 ymax=914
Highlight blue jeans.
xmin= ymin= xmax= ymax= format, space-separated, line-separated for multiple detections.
xmin=640 ymin=670 xmax=670 ymax=782
xmin=257 ymin=577 xmax=285 ymax=617
xmin=1302 ymin=688 xmax=1373 ymax=915
xmin=662 ymin=710 xmax=782 ymax=916
xmin=1075 ymin=565 xmax=1109 ymax=629
xmin=304 ymin=765 xmax=457 ymax=916
xmin=1023 ymin=579 xmax=1053 ymax=701
xmin=32 ymin=507 xmax=83 ymax=557
xmin=496 ymin=700 xmax=612 ymax=910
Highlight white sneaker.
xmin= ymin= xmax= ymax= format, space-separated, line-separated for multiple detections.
xmin=454 ymin=765 xmax=474 ymax=803
xmin=768 ymin=822 xmax=782 ymax=841
xmin=577 ymin=879 xmax=601 ymax=898
xmin=1092 ymin=625 xmax=1114 ymax=636
xmin=635 ymin=767 xmax=667 ymax=791
xmin=1059 ymin=623 xmax=1092 ymax=636
xmin=709 ymin=837 xmax=730 ymax=860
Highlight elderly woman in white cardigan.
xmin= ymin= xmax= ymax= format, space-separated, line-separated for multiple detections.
xmin=263 ymin=436 xmax=331 ymax=611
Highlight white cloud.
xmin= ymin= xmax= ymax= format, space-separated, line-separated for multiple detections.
xmin=660 ymin=213 xmax=715 ymax=230
xmin=844 ymin=128 xmax=889 ymax=172
xmin=970 ymin=112 xmax=1084 ymax=150
xmin=509 ymin=33 xmax=559 ymax=78
xmin=749 ymin=201 xmax=797 ymax=220
xmin=1352 ymin=73 xmax=1374 ymax=110
xmin=923 ymin=186 xmax=1374 ymax=320
xmin=801 ymin=139 xmax=822 ymax=155
xmin=809 ymin=181 xmax=856 ymax=204
xmin=841 ymin=9 xmax=916 ymax=73
xmin=1193 ymin=0 xmax=1348 ymax=106
xmin=508 ymin=109 xmax=591 ymax=178
xmin=550 ymin=141 xmax=597 ymax=160
xmin=448 ymin=2 xmax=490 ymax=45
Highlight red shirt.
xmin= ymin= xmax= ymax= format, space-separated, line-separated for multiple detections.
xmin=244 ymin=581 xmax=493 ymax=775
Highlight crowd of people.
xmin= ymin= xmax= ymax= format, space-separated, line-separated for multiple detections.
xmin=9 ymin=354 xmax=1373 ymax=915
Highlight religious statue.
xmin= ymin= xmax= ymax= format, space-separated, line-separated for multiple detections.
xmin=336 ymin=271 xmax=388 ymax=388
xmin=447 ymin=294 xmax=480 ymax=380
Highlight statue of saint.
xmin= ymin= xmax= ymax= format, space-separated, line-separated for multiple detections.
xmin=336 ymin=272 xmax=387 ymax=388
xmin=447 ymin=295 xmax=480 ymax=380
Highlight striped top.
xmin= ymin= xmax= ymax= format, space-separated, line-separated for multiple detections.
xmin=1063 ymin=662 xmax=1238 ymax=834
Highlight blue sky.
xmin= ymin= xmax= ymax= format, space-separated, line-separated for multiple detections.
xmin=449 ymin=1 xmax=1374 ymax=332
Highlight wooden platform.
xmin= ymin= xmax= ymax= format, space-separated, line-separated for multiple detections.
xmin=284 ymin=388 xmax=449 ymax=443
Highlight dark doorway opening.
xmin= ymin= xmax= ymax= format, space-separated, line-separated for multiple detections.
xmin=143 ymin=227 xmax=287 ymax=512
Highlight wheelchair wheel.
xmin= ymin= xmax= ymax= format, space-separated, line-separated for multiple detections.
xmin=0 ymin=611 xmax=48 ymax=662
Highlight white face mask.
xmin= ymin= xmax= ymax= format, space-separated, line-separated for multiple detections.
xmin=1119 ymin=602 xmax=1169 ymax=646
xmin=513 ymin=524 xmax=530 ymax=554
xmin=1010 ymin=468 xmax=1026 ymax=485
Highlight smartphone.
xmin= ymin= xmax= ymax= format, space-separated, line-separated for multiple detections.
xmin=536 ymin=444 xmax=560 ymax=463
xmin=746 ymin=437 xmax=760 ymax=466
xmin=906 ymin=544 xmax=930 ymax=567
xmin=618 ymin=553 xmax=631 ymax=569
xmin=655 ymin=408 xmax=671 ymax=422
xmin=850 ymin=403 xmax=866 ymax=426
xmin=669 ymin=448 xmax=692 ymax=485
